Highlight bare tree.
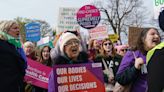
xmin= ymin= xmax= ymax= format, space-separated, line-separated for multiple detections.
xmin=35 ymin=20 xmax=53 ymax=37
xmin=148 ymin=16 xmax=164 ymax=40
xmin=92 ymin=0 xmax=148 ymax=44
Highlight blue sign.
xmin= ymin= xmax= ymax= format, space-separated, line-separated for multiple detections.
xmin=25 ymin=22 xmax=41 ymax=42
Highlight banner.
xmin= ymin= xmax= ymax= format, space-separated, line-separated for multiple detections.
xmin=89 ymin=26 xmax=108 ymax=40
xmin=24 ymin=58 xmax=52 ymax=89
xmin=53 ymin=63 xmax=105 ymax=92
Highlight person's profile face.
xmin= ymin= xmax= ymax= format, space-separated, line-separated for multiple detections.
xmin=8 ymin=23 xmax=20 ymax=38
xmin=144 ymin=29 xmax=160 ymax=51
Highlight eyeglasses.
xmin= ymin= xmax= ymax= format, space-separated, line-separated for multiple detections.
xmin=65 ymin=40 xmax=80 ymax=46
xmin=103 ymin=43 xmax=112 ymax=46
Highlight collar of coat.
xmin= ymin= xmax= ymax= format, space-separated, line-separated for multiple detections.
xmin=146 ymin=42 xmax=164 ymax=64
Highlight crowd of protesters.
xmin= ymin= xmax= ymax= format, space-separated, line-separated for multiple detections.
xmin=1 ymin=10 xmax=164 ymax=92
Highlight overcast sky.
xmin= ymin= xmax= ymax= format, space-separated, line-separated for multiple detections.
xmin=0 ymin=0 xmax=154 ymax=27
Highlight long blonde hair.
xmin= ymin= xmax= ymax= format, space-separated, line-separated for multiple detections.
xmin=0 ymin=20 xmax=18 ymax=40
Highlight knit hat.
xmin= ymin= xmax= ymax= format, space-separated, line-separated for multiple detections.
xmin=59 ymin=32 xmax=79 ymax=53
xmin=159 ymin=10 xmax=164 ymax=31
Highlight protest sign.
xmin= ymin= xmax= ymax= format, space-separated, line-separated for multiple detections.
xmin=153 ymin=0 xmax=164 ymax=19
xmin=128 ymin=27 xmax=143 ymax=48
xmin=37 ymin=36 xmax=54 ymax=48
xmin=89 ymin=26 xmax=108 ymax=40
xmin=25 ymin=22 xmax=41 ymax=42
xmin=24 ymin=58 xmax=52 ymax=89
xmin=53 ymin=63 xmax=105 ymax=92
xmin=108 ymin=34 xmax=119 ymax=43
xmin=77 ymin=5 xmax=101 ymax=29
xmin=57 ymin=7 xmax=80 ymax=34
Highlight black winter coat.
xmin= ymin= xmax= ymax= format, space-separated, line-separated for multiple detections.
xmin=0 ymin=39 xmax=25 ymax=92
xmin=147 ymin=47 xmax=164 ymax=92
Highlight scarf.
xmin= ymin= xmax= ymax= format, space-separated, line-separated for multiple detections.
xmin=0 ymin=31 xmax=21 ymax=48
xmin=0 ymin=31 xmax=27 ymax=69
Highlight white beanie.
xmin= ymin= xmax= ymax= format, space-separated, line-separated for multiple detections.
xmin=59 ymin=32 xmax=79 ymax=53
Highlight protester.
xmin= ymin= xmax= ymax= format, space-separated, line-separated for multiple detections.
xmin=50 ymin=30 xmax=87 ymax=64
xmin=38 ymin=45 xmax=52 ymax=67
xmin=94 ymin=38 xmax=122 ymax=91
xmin=23 ymin=41 xmax=37 ymax=60
xmin=114 ymin=44 xmax=129 ymax=56
xmin=48 ymin=32 xmax=89 ymax=92
xmin=87 ymin=39 xmax=101 ymax=61
xmin=88 ymin=39 xmax=101 ymax=53
xmin=0 ymin=20 xmax=26 ymax=92
xmin=67 ymin=29 xmax=88 ymax=52
xmin=23 ymin=41 xmax=39 ymax=92
xmin=26 ymin=45 xmax=52 ymax=92
xmin=115 ymin=28 xmax=160 ymax=92
xmin=146 ymin=10 xmax=164 ymax=92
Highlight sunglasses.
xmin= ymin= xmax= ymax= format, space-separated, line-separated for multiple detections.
xmin=121 ymin=49 xmax=128 ymax=52
xmin=103 ymin=43 xmax=112 ymax=46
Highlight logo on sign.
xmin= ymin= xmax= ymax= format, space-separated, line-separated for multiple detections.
xmin=76 ymin=5 xmax=101 ymax=29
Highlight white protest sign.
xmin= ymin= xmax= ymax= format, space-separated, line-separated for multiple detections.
xmin=153 ymin=0 xmax=164 ymax=19
xmin=57 ymin=7 xmax=80 ymax=34
xmin=37 ymin=36 xmax=50 ymax=46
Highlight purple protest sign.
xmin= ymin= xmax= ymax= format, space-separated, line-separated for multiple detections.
xmin=76 ymin=5 xmax=101 ymax=29
xmin=53 ymin=63 xmax=105 ymax=92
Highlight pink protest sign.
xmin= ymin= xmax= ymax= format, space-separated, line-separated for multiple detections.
xmin=77 ymin=5 xmax=101 ymax=29
xmin=89 ymin=26 xmax=108 ymax=40
xmin=24 ymin=58 xmax=52 ymax=89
